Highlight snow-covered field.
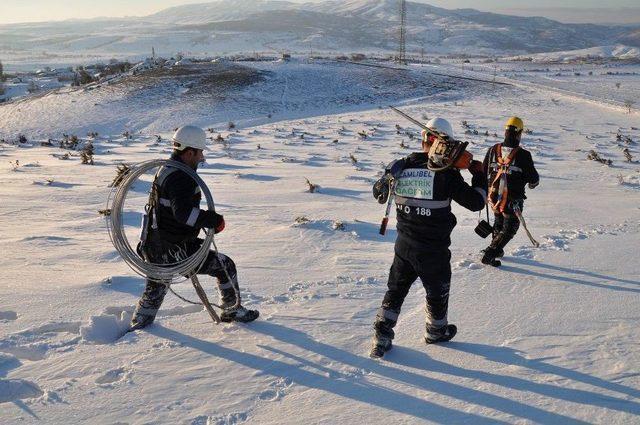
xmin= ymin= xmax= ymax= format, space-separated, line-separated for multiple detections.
xmin=0 ymin=61 xmax=639 ymax=424
xmin=426 ymin=60 xmax=640 ymax=111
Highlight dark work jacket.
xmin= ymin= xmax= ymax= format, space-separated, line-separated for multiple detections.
xmin=373 ymin=152 xmax=487 ymax=250
xmin=483 ymin=143 xmax=539 ymax=201
xmin=150 ymin=154 xmax=223 ymax=244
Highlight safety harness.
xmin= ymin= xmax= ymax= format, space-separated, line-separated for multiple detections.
xmin=488 ymin=144 xmax=520 ymax=214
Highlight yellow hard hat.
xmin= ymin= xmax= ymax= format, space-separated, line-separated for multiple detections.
xmin=505 ymin=116 xmax=524 ymax=132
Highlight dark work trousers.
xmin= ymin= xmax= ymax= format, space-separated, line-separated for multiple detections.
xmin=133 ymin=234 xmax=240 ymax=320
xmin=374 ymin=235 xmax=452 ymax=340
xmin=490 ymin=200 xmax=523 ymax=251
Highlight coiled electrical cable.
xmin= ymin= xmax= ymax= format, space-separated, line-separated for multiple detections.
xmin=106 ymin=159 xmax=214 ymax=283
xmin=105 ymin=159 xmax=241 ymax=314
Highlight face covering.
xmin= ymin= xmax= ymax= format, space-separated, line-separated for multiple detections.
xmin=504 ymin=127 xmax=521 ymax=148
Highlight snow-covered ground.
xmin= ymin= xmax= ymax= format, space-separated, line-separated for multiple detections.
xmin=0 ymin=61 xmax=639 ymax=424
xmin=507 ymin=45 xmax=640 ymax=63
xmin=0 ymin=60 xmax=479 ymax=140
xmin=424 ymin=60 xmax=640 ymax=111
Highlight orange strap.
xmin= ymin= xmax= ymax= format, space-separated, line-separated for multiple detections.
xmin=489 ymin=145 xmax=519 ymax=213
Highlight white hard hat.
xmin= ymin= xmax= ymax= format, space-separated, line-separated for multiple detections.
xmin=172 ymin=125 xmax=208 ymax=151
xmin=426 ymin=117 xmax=454 ymax=139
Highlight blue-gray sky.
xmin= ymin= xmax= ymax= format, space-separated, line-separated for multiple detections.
xmin=1 ymin=0 xmax=639 ymax=25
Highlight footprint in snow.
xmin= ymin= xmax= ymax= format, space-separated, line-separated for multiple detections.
xmin=0 ymin=379 xmax=44 ymax=403
xmin=0 ymin=310 xmax=18 ymax=322
xmin=191 ymin=412 xmax=248 ymax=425
xmin=0 ymin=321 xmax=81 ymax=361
xmin=258 ymin=377 xmax=292 ymax=402
xmin=95 ymin=367 xmax=132 ymax=386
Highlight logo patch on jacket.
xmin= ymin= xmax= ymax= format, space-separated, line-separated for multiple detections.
xmin=394 ymin=168 xmax=435 ymax=199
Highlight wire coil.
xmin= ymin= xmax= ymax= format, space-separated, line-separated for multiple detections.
xmin=105 ymin=159 xmax=215 ymax=283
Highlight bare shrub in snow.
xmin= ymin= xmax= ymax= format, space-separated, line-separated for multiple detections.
xmin=304 ymin=177 xmax=318 ymax=193
xmin=624 ymin=100 xmax=635 ymax=114
xmin=349 ymin=153 xmax=358 ymax=164
xmin=623 ymin=148 xmax=633 ymax=163
xmin=587 ymin=150 xmax=612 ymax=166
xmin=81 ymin=143 xmax=94 ymax=165
xmin=27 ymin=81 xmax=39 ymax=93
xmin=293 ymin=216 xmax=310 ymax=225
xmin=332 ymin=220 xmax=346 ymax=231
xmin=60 ymin=134 xmax=79 ymax=149
xmin=109 ymin=164 xmax=131 ymax=187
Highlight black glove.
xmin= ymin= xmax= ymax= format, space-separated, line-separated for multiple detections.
xmin=373 ymin=175 xmax=392 ymax=204
xmin=468 ymin=161 xmax=486 ymax=190
xmin=469 ymin=160 xmax=484 ymax=175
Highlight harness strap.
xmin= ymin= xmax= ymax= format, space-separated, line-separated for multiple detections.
xmin=489 ymin=144 xmax=519 ymax=213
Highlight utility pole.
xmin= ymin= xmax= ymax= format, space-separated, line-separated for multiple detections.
xmin=397 ymin=0 xmax=407 ymax=65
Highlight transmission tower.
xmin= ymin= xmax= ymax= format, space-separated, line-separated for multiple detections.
xmin=397 ymin=0 xmax=407 ymax=64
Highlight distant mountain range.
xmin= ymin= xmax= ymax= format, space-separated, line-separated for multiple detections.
xmin=1 ymin=0 xmax=639 ymax=68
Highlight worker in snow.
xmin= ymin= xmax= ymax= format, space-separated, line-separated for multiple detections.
xmin=130 ymin=125 xmax=259 ymax=331
xmin=369 ymin=117 xmax=487 ymax=358
xmin=481 ymin=117 xmax=539 ymax=267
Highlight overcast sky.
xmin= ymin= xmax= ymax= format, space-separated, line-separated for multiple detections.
xmin=1 ymin=0 xmax=639 ymax=25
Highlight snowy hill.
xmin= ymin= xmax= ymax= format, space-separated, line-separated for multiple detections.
xmin=2 ymin=0 xmax=640 ymax=70
xmin=147 ymin=0 xmax=301 ymax=24
xmin=508 ymin=44 xmax=640 ymax=63
xmin=0 ymin=60 xmax=471 ymax=139
xmin=0 ymin=59 xmax=639 ymax=423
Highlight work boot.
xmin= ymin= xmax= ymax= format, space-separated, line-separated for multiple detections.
xmin=369 ymin=333 xmax=393 ymax=359
xmin=481 ymin=246 xmax=504 ymax=258
xmin=129 ymin=313 xmax=155 ymax=331
xmin=481 ymin=247 xmax=502 ymax=266
xmin=220 ymin=305 xmax=259 ymax=323
xmin=425 ymin=324 xmax=457 ymax=344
